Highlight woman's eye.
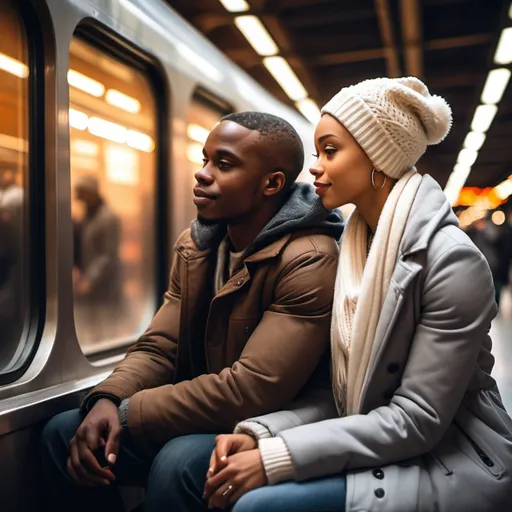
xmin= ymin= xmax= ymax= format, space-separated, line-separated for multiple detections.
xmin=312 ymin=153 xmax=319 ymax=158
xmin=325 ymin=146 xmax=337 ymax=156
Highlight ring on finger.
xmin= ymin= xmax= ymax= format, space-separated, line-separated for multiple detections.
xmin=221 ymin=484 xmax=234 ymax=497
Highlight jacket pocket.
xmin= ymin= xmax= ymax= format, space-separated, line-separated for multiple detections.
xmin=454 ymin=422 xmax=506 ymax=479
xmin=428 ymin=451 xmax=453 ymax=476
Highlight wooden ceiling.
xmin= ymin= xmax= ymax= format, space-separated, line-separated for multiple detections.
xmin=168 ymin=0 xmax=511 ymax=189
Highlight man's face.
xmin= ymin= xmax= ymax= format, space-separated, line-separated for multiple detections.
xmin=193 ymin=121 xmax=274 ymax=223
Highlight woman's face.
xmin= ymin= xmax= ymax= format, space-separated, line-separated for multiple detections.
xmin=309 ymin=114 xmax=375 ymax=210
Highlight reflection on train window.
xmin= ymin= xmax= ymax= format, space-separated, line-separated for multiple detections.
xmin=69 ymin=37 xmax=157 ymax=355
xmin=187 ymin=94 xmax=231 ymax=195
xmin=0 ymin=1 xmax=29 ymax=373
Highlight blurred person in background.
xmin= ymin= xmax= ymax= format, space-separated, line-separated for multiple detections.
xmin=72 ymin=175 xmax=123 ymax=342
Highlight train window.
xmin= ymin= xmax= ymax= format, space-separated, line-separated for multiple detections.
xmin=69 ymin=36 xmax=157 ymax=355
xmin=0 ymin=1 xmax=30 ymax=373
xmin=186 ymin=92 xmax=231 ymax=195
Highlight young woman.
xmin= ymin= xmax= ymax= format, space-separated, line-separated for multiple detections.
xmin=201 ymin=77 xmax=512 ymax=511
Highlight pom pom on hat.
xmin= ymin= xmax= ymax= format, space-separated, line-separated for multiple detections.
xmin=321 ymin=76 xmax=453 ymax=179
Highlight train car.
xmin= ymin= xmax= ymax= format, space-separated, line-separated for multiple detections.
xmin=0 ymin=0 xmax=314 ymax=509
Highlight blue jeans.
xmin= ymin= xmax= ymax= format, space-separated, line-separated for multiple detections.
xmin=41 ymin=409 xmax=346 ymax=511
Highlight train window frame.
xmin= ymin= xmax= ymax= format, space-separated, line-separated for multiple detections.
xmin=70 ymin=22 xmax=169 ymax=364
xmin=0 ymin=0 xmax=46 ymax=385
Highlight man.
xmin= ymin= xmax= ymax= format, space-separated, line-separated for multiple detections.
xmin=41 ymin=112 xmax=343 ymax=511
xmin=72 ymin=175 xmax=122 ymax=344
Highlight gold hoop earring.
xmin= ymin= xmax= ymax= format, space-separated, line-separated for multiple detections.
xmin=371 ymin=167 xmax=387 ymax=190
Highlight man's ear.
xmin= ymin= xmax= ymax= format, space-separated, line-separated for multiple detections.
xmin=262 ymin=171 xmax=286 ymax=197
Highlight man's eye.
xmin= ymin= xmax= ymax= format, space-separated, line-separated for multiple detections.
xmin=202 ymin=158 xmax=208 ymax=167
xmin=218 ymin=160 xmax=232 ymax=169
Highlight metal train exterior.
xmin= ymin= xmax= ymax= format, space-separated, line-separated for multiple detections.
xmin=0 ymin=0 xmax=314 ymax=509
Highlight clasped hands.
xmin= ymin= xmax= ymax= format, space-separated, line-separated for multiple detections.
xmin=203 ymin=434 xmax=267 ymax=509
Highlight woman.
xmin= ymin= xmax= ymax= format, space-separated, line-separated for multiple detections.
xmin=202 ymin=77 xmax=512 ymax=511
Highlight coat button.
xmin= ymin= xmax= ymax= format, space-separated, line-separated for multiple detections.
xmin=387 ymin=363 xmax=400 ymax=374
xmin=374 ymin=488 xmax=385 ymax=499
xmin=372 ymin=468 xmax=384 ymax=480
xmin=237 ymin=279 xmax=244 ymax=286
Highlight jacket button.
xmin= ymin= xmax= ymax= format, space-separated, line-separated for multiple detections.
xmin=374 ymin=488 xmax=385 ymax=499
xmin=387 ymin=363 xmax=400 ymax=374
xmin=372 ymin=468 xmax=384 ymax=480
xmin=237 ymin=279 xmax=244 ymax=286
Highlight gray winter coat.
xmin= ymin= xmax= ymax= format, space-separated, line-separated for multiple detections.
xmin=242 ymin=176 xmax=512 ymax=512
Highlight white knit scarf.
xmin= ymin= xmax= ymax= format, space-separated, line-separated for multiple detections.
xmin=331 ymin=168 xmax=422 ymax=415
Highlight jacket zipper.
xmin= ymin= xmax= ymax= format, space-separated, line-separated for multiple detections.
xmin=458 ymin=429 xmax=495 ymax=468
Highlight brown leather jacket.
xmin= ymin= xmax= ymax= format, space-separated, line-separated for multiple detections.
xmin=85 ymin=184 xmax=342 ymax=455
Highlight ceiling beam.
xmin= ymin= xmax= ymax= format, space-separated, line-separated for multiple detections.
xmin=425 ymin=33 xmax=491 ymax=51
xmin=399 ymin=0 xmax=423 ymax=78
xmin=374 ymin=0 xmax=401 ymax=77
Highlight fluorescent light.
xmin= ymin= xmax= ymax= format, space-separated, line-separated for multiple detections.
xmin=470 ymin=104 xmax=497 ymax=133
xmin=126 ymin=130 xmax=155 ymax=152
xmin=0 ymin=52 xmax=28 ymax=78
xmin=187 ymin=124 xmax=210 ymax=144
xmin=495 ymin=179 xmax=512 ymax=200
xmin=481 ymin=68 xmax=511 ymax=104
xmin=457 ymin=148 xmax=478 ymax=167
xmin=463 ymin=131 xmax=486 ymax=152
xmin=296 ymin=98 xmax=321 ymax=124
xmin=88 ymin=117 xmax=126 ymax=144
xmin=187 ymin=142 xmax=205 ymax=165
xmin=235 ymin=16 xmax=278 ymax=57
xmin=218 ymin=0 xmax=249 ymax=12
xmin=452 ymin=163 xmax=471 ymax=179
xmin=72 ymin=139 xmax=99 ymax=156
xmin=494 ymin=27 xmax=512 ymax=65
xmin=68 ymin=70 xmax=105 ymax=97
xmin=263 ymin=56 xmax=307 ymax=101
xmin=106 ymin=89 xmax=141 ymax=113
xmin=69 ymin=108 xmax=89 ymax=131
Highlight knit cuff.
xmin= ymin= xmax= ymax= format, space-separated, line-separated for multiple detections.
xmin=118 ymin=398 xmax=130 ymax=428
xmin=258 ymin=437 xmax=295 ymax=485
xmin=234 ymin=421 xmax=273 ymax=440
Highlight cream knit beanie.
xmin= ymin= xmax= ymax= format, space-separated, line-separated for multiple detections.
xmin=321 ymin=76 xmax=453 ymax=179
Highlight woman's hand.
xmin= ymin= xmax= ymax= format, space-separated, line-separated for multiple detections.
xmin=204 ymin=449 xmax=267 ymax=509
xmin=206 ymin=434 xmax=257 ymax=479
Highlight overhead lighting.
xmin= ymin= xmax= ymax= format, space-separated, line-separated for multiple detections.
xmin=187 ymin=142 xmax=205 ymax=165
xmin=72 ymin=139 xmax=99 ymax=156
xmin=0 ymin=134 xmax=28 ymax=152
xmin=68 ymin=70 xmax=105 ymax=97
xmin=263 ymin=56 xmax=307 ymax=101
xmin=495 ymin=178 xmax=512 ymax=200
xmin=69 ymin=108 xmax=89 ymax=131
xmin=187 ymin=124 xmax=210 ymax=144
xmin=481 ymin=68 xmax=511 ymax=104
xmin=0 ymin=52 xmax=28 ymax=78
xmin=88 ymin=117 xmax=126 ymax=144
xmin=218 ymin=0 xmax=249 ymax=12
xmin=463 ymin=131 xmax=486 ymax=152
xmin=457 ymin=148 xmax=478 ymax=167
xmin=296 ymin=98 xmax=321 ymax=124
xmin=234 ymin=16 xmax=278 ymax=57
xmin=494 ymin=27 xmax=512 ymax=65
xmin=453 ymin=163 xmax=471 ymax=179
xmin=470 ymin=104 xmax=497 ymax=133
xmin=492 ymin=210 xmax=506 ymax=226
xmin=106 ymin=89 xmax=141 ymax=113
xmin=126 ymin=130 xmax=155 ymax=152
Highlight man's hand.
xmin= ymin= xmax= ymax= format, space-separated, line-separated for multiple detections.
xmin=66 ymin=399 xmax=121 ymax=487
xmin=204 ymin=449 xmax=267 ymax=509
xmin=206 ymin=434 xmax=257 ymax=479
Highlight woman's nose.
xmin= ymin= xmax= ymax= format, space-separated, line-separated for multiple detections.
xmin=309 ymin=162 xmax=323 ymax=178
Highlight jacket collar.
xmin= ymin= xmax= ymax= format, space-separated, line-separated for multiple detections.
xmin=400 ymin=175 xmax=458 ymax=259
